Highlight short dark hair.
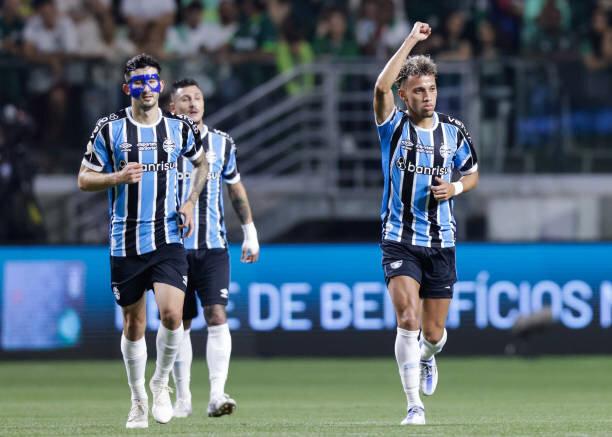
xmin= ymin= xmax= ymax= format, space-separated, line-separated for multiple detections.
xmin=124 ymin=53 xmax=162 ymax=82
xmin=395 ymin=55 xmax=437 ymax=88
xmin=171 ymin=78 xmax=202 ymax=97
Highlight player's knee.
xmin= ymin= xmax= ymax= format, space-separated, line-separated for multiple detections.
xmin=422 ymin=323 xmax=445 ymax=343
xmin=204 ymin=305 xmax=227 ymax=326
xmin=159 ymin=309 xmax=182 ymax=330
xmin=123 ymin=315 xmax=146 ymax=339
xmin=396 ymin=312 xmax=420 ymax=331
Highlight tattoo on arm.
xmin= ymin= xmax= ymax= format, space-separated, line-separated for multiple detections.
xmin=188 ymin=155 xmax=208 ymax=203
xmin=228 ymin=183 xmax=253 ymax=224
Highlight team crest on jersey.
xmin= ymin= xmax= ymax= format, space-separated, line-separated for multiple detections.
xmin=163 ymin=138 xmax=176 ymax=153
xmin=439 ymin=143 xmax=452 ymax=158
xmin=119 ymin=142 xmax=132 ymax=152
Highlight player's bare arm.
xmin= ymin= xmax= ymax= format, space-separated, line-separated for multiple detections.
xmin=227 ymin=181 xmax=260 ymax=263
xmin=227 ymin=182 xmax=253 ymax=225
xmin=179 ymin=153 xmax=209 ymax=238
xmin=431 ymin=171 xmax=479 ymax=201
xmin=374 ymin=21 xmax=431 ymax=124
xmin=77 ymin=162 xmax=143 ymax=191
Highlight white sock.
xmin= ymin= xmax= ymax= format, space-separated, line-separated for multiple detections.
xmin=420 ymin=328 xmax=447 ymax=361
xmin=395 ymin=327 xmax=423 ymax=409
xmin=207 ymin=323 xmax=232 ymax=400
xmin=172 ymin=328 xmax=192 ymax=401
xmin=152 ymin=323 xmax=184 ymax=385
xmin=121 ymin=334 xmax=148 ymax=401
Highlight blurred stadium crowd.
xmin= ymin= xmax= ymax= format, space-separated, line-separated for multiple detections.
xmin=2 ymin=0 xmax=612 ymax=161
xmin=1 ymin=0 xmax=612 ymax=243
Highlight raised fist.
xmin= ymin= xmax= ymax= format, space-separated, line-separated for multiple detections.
xmin=408 ymin=21 xmax=431 ymax=42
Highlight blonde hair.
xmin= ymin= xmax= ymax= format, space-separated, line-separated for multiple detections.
xmin=395 ymin=55 xmax=437 ymax=87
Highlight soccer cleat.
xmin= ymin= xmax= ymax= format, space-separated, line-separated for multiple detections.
xmin=173 ymin=398 xmax=192 ymax=418
xmin=149 ymin=380 xmax=174 ymax=424
xmin=207 ymin=393 xmax=237 ymax=417
xmin=420 ymin=356 xmax=438 ymax=396
xmin=126 ymin=399 xmax=149 ymax=429
xmin=400 ymin=405 xmax=426 ymax=425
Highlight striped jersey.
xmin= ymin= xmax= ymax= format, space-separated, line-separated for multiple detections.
xmin=82 ymin=107 xmax=203 ymax=257
xmin=377 ymin=108 xmax=478 ymax=248
xmin=177 ymin=125 xmax=240 ymax=250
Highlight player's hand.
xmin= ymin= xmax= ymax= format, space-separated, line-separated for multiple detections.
xmin=117 ymin=162 xmax=143 ymax=184
xmin=431 ymin=177 xmax=455 ymax=201
xmin=407 ymin=22 xmax=431 ymax=42
xmin=178 ymin=200 xmax=195 ymax=238
xmin=241 ymin=222 xmax=260 ymax=263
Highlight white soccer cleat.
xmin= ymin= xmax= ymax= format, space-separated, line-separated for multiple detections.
xmin=173 ymin=398 xmax=192 ymax=418
xmin=207 ymin=393 xmax=237 ymax=417
xmin=126 ymin=399 xmax=149 ymax=429
xmin=149 ymin=380 xmax=174 ymax=424
xmin=420 ymin=356 xmax=438 ymax=396
xmin=400 ymin=405 xmax=426 ymax=425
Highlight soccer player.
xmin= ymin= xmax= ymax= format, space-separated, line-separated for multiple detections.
xmin=373 ymin=22 xmax=479 ymax=425
xmin=168 ymin=78 xmax=260 ymax=419
xmin=77 ymin=54 xmax=209 ymax=429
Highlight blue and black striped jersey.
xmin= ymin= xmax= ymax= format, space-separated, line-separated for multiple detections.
xmin=177 ymin=125 xmax=240 ymax=250
xmin=377 ymin=109 xmax=478 ymax=248
xmin=82 ymin=107 xmax=203 ymax=257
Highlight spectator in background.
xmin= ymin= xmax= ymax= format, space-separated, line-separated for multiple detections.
xmin=0 ymin=0 xmax=24 ymax=56
xmin=67 ymin=1 xmax=115 ymax=59
xmin=224 ymin=0 xmax=276 ymax=97
xmin=521 ymin=0 xmax=574 ymax=57
xmin=0 ymin=0 xmax=26 ymax=104
xmin=23 ymin=0 xmax=78 ymax=148
xmin=120 ymin=0 xmax=176 ymax=56
xmin=475 ymin=19 xmax=501 ymax=60
xmin=582 ymin=6 xmax=612 ymax=70
xmin=165 ymin=1 xmax=208 ymax=57
xmin=437 ymin=10 xmax=472 ymax=60
xmin=314 ymin=6 xmax=358 ymax=59
xmin=275 ymin=19 xmax=314 ymax=95
xmin=356 ymin=0 xmax=411 ymax=58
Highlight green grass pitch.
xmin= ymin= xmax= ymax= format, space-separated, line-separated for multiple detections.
xmin=1 ymin=357 xmax=611 ymax=436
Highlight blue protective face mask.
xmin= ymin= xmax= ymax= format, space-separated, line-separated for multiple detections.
xmin=127 ymin=74 xmax=161 ymax=98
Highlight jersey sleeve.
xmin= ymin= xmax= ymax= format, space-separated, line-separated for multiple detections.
xmin=451 ymin=122 xmax=479 ymax=175
xmin=81 ymin=118 xmax=111 ymax=172
xmin=375 ymin=107 xmax=402 ymax=153
xmin=222 ymin=134 xmax=240 ymax=184
xmin=179 ymin=116 xmax=204 ymax=162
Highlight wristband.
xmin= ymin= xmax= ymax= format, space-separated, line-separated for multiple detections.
xmin=451 ymin=181 xmax=464 ymax=196
xmin=241 ymin=222 xmax=257 ymax=241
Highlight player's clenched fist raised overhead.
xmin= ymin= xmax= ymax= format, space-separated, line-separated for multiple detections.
xmin=407 ymin=21 xmax=431 ymax=42
xmin=118 ymin=162 xmax=143 ymax=184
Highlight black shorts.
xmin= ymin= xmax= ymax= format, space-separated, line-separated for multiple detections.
xmin=182 ymin=248 xmax=230 ymax=320
xmin=381 ymin=240 xmax=456 ymax=299
xmin=110 ymin=243 xmax=188 ymax=307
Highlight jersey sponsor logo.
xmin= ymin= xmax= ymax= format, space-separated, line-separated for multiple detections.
xmin=396 ymin=157 xmax=450 ymax=176
xmin=390 ymin=260 xmax=403 ymax=269
xmin=177 ymin=171 xmax=191 ymax=181
xmin=120 ymin=142 xmax=132 ymax=152
xmin=220 ymin=288 xmax=228 ymax=299
xmin=205 ymin=150 xmax=217 ymax=163
xmin=137 ymin=142 xmax=157 ymax=151
xmin=119 ymin=159 xmax=177 ymax=172
xmin=162 ymin=138 xmax=176 ymax=153
xmin=207 ymin=171 xmax=221 ymax=180
xmin=109 ymin=113 xmax=118 ymax=121
xmin=400 ymin=138 xmax=434 ymax=154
